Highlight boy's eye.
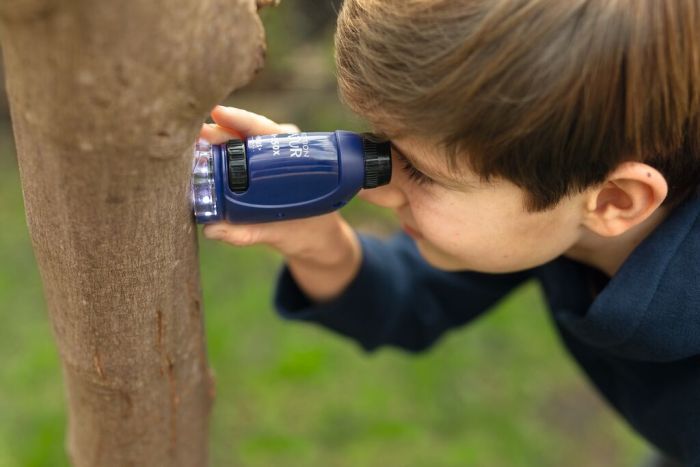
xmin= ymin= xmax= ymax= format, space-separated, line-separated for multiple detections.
xmin=394 ymin=150 xmax=434 ymax=185
xmin=402 ymin=162 xmax=433 ymax=185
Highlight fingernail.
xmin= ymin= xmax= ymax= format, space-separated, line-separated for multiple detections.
xmin=218 ymin=105 xmax=244 ymax=114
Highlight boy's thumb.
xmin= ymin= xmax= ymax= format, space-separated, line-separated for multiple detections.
xmin=202 ymin=223 xmax=263 ymax=246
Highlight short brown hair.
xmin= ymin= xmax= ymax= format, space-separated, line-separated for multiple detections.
xmin=335 ymin=0 xmax=700 ymax=211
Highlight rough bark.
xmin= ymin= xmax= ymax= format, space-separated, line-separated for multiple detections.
xmin=0 ymin=1 xmax=266 ymax=465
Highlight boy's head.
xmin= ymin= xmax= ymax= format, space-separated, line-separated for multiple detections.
xmin=336 ymin=0 xmax=700 ymax=273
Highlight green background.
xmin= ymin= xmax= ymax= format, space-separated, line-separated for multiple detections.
xmin=0 ymin=3 xmax=649 ymax=466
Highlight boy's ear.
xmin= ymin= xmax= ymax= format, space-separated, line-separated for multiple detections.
xmin=582 ymin=162 xmax=668 ymax=237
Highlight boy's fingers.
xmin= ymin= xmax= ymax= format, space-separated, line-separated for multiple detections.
xmin=211 ymin=105 xmax=287 ymax=136
xmin=199 ymin=123 xmax=243 ymax=145
xmin=278 ymin=123 xmax=301 ymax=133
xmin=198 ymin=121 xmax=298 ymax=146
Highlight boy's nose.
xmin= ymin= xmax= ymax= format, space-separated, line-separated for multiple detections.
xmin=358 ymin=183 xmax=407 ymax=209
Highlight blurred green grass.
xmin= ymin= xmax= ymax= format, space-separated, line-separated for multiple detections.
xmin=0 ymin=3 xmax=650 ymax=466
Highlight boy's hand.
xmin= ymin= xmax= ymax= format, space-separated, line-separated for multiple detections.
xmin=199 ymin=106 xmax=362 ymax=302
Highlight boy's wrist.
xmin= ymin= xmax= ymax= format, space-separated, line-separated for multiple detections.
xmin=288 ymin=218 xmax=360 ymax=268
xmin=285 ymin=221 xmax=362 ymax=303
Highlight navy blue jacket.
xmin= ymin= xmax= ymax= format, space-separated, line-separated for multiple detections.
xmin=274 ymin=189 xmax=700 ymax=464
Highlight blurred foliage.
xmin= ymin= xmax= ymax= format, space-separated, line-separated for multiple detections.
xmin=0 ymin=2 xmax=649 ymax=466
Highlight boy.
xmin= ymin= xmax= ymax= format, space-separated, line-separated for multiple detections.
xmin=201 ymin=0 xmax=700 ymax=464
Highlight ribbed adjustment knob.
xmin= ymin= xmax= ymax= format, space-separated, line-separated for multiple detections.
xmin=226 ymin=139 xmax=248 ymax=192
xmin=362 ymin=137 xmax=392 ymax=189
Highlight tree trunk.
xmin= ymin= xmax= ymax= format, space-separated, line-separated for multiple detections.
xmin=0 ymin=1 xmax=266 ymax=465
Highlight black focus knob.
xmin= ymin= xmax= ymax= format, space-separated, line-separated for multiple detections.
xmin=362 ymin=136 xmax=392 ymax=189
xmin=226 ymin=139 xmax=248 ymax=192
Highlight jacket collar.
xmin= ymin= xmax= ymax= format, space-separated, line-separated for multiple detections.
xmin=555 ymin=188 xmax=700 ymax=361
